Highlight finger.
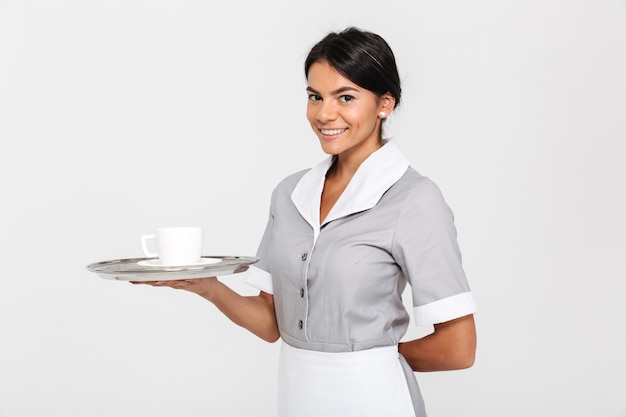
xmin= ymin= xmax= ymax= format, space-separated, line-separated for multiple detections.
xmin=130 ymin=280 xmax=166 ymax=286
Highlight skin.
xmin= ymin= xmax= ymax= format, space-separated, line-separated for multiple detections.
xmin=134 ymin=277 xmax=280 ymax=343
xmin=133 ymin=60 xmax=476 ymax=371
xmin=306 ymin=60 xmax=395 ymax=222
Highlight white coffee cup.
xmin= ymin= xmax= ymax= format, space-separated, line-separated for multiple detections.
xmin=140 ymin=227 xmax=203 ymax=266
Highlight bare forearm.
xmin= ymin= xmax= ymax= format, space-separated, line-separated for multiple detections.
xmin=199 ymin=279 xmax=279 ymax=343
xmin=399 ymin=314 xmax=476 ymax=372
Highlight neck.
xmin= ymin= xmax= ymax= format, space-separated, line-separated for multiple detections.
xmin=328 ymin=139 xmax=384 ymax=179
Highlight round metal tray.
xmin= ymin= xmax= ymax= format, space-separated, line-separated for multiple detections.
xmin=87 ymin=255 xmax=259 ymax=281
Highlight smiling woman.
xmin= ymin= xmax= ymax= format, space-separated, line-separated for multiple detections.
xmin=304 ymin=28 xmax=401 ymax=165
xmin=305 ymin=61 xmax=393 ymax=166
xmin=133 ymin=26 xmax=477 ymax=417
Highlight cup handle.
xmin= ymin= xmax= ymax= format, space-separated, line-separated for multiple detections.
xmin=141 ymin=234 xmax=158 ymax=258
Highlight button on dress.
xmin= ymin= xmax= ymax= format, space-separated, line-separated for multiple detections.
xmin=246 ymin=140 xmax=476 ymax=417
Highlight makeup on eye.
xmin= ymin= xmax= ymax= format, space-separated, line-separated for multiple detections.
xmin=306 ymin=86 xmax=361 ymax=103
xmin=307 ymin=93 xmax=355 ymax=104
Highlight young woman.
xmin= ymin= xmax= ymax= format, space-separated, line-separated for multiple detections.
xmin=137 ymin=27 xmax=477 ymax=417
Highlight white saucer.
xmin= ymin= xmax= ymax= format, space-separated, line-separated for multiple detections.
xmin=138 ymin=258 xmax=222 ymax=268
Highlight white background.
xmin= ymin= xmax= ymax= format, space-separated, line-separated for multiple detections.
xmin=1 ymin=1 xmax=625 ymax=416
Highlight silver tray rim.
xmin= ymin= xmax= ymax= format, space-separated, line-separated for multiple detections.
xmin=86 ymin=255 xmax=259 ymax=281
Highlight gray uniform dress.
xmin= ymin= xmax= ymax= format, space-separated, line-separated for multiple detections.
xmin=246 ymin=140 xmax=476 ymax=416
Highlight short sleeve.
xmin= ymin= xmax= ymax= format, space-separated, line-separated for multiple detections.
xmin=244 ymin=210 xmax=274 ymax=294
xmin=391 ymin=180 xmax=476 ymax=326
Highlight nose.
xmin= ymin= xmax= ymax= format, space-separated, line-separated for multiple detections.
xmin=316 ymin=101 xmax=338 ymax=123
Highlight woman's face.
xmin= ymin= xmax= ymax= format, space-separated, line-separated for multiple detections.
xmin=306 ymin=61 xmax=393 ymax=160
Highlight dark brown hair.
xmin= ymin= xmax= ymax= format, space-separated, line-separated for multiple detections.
xmin=305 ymin=27 xmax=402 ymax=108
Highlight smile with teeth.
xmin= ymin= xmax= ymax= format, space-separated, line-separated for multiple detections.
xmin=320 ymin=128 xmax=348 ymax=135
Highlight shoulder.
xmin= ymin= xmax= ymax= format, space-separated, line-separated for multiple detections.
xmin=274 ymin=169 xmax=309 ymax=192
xmin=269 ymin=168 xmax=310 ymax=202
xmin=390 ymin=167 xmax=445 ymax=202
xmin=388 ymin=167 xmax=454 ymax=220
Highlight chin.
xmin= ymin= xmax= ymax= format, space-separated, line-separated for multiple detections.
xmin=318 ymin=142 xmax=343 ymax=156
xmin=317 ymin=136 xmax=346 ymax=152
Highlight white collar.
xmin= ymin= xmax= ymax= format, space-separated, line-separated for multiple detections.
xmin=291 ymin=140 xmax=410 ymax=240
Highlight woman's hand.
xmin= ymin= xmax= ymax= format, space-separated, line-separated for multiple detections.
xmin=398 ymin=314 xmax=476 ymax=372
xmin=131 ymin=278 xmax=279 ymax=343
xmin=131 ymin=277 xmax=219 ymax=299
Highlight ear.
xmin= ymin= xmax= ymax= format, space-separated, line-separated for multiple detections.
xmin=378 ymin=93 xmax=396 ymax=117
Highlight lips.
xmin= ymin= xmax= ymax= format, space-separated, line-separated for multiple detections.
xmin=319 ymin=128 xmax=348 ymax=136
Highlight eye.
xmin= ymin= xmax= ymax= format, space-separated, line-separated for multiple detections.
xmin=308 ymin=94 xmax=322 ymax=102
xmin=339 ymin=95 xmax=354 ymax=103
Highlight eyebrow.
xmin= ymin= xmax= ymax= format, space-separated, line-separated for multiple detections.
xmin=306 ymin=86 xmax=360 ymax=95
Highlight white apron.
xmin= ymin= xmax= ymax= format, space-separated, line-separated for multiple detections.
xmin=277 ymin=342 xmax=415 ymax=417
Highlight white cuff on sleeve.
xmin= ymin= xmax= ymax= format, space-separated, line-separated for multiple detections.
xmin=413 ymin=292 xmax=476 ymax=326
xmin=244 ymin=265 xmax=274 ymax=294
